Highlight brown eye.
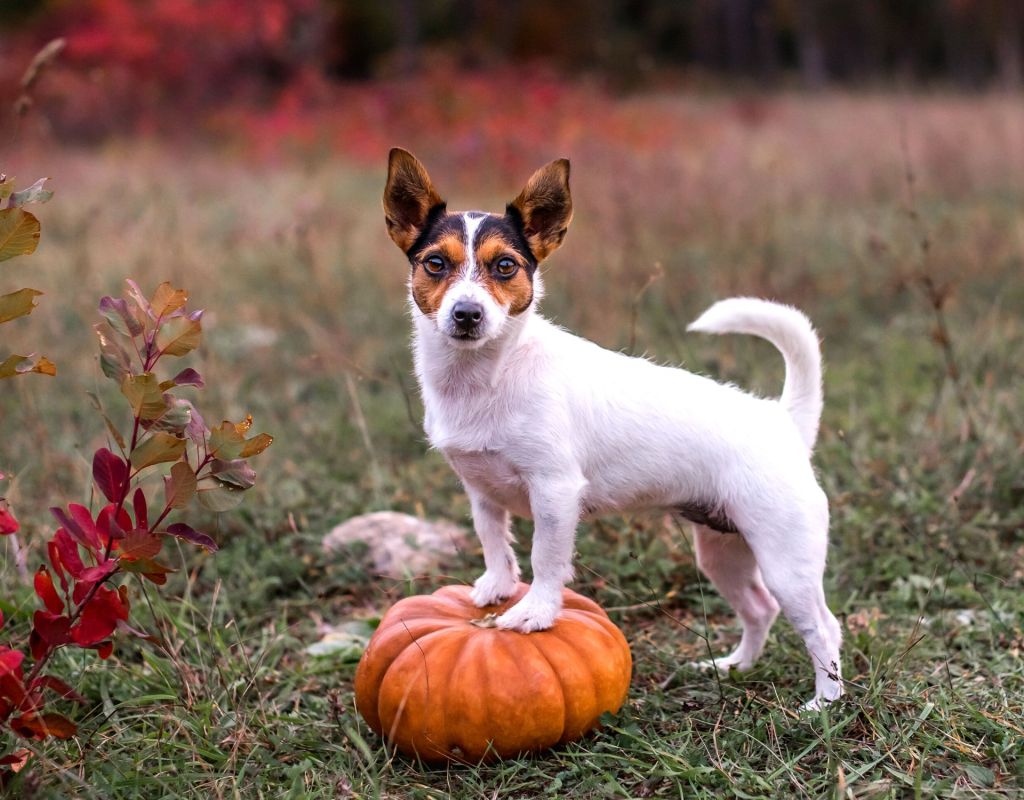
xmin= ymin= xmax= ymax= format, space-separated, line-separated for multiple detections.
xmin=424 ymin=255 xmax=446 ymax=275
xmin=495 ymin=257 xmax=518 ymax=277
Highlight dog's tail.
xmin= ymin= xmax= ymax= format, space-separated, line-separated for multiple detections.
xmin=688 ymin=297 xmax=823 ymax=451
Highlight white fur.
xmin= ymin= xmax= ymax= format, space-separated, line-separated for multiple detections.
xmin=411 ymin=288 xmax=843 ymax=709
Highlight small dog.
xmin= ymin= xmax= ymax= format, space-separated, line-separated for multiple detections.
xmin=383 ymin=148 xmax=843 ymax=709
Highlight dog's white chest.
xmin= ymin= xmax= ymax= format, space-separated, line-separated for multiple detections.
xmin=444 ymin=448 xmax=532 ymax=518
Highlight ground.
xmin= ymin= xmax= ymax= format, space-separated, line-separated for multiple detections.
xmin=0 ymin=92 xmax=1022 ymax=798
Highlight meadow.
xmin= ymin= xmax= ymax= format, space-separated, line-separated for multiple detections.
xmin=1 ymin=90 xmax=1022 ymax=798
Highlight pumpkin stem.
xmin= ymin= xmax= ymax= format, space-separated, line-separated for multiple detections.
xmin=470 ymin=613 xmax=500 ymax=629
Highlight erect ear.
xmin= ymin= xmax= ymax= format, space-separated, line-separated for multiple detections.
xmin=508 ymin=158 xmax=573 ymax=262
xmin=383 ymin=148 xmax=445 ymax=253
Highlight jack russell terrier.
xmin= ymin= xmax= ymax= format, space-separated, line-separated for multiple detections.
xmin=383 ymin=148 xmax=843 ymax=709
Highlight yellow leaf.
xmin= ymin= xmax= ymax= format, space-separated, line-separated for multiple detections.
xmin=0 ymin=288 xmax=42 ymax=324
xmin=121 ymin=373 xmax=168 ymax=420
xmin=130 ymin=433 xmax=186 ymax=470
xmin=156 ymin=316 xmax=202 ymax=357
xmin=0 ymin=354 xmax=55 ymax=379
xmin=150 ymin=282 xmax=188 ymax=317
xmin=0 ymin=208 xmax=41 ymax=262
xmin=239 ymin=433 xmax=273 ymax=458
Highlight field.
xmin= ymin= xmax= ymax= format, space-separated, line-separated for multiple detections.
xmin=1 ymin=91 xmax=1023 ymax=798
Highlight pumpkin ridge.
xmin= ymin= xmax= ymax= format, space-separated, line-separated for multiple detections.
xmin=519 ymin=631 xmax=569 ymax=743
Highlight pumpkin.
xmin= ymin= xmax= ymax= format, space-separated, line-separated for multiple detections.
xmin=354 ymin=582 xmax=632 ymax=763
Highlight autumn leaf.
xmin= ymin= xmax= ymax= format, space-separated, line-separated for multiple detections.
xmin=33 ymin=567 xmax=63 ymax=615
xmin=165 ymin=522 xmax=218 ymax=551
xmin=0 ymin=354 xmax=56 ymax=379
xmin=0 ymin=502 xmax=18 ymax=535
xmin=129 ymin=432 xmax=186 ymax=470
xmin=119 ymin=530 xmax=163 ymax=560
xmin=29 ymin=676 xmax=85 ymax=704
xmin=98 ymin=296 xmax=143 ymax=337
xmin=155 ymin=314 xmax=202 ymax=357
xmin=0 ymin=208 xmax=41 ymax=262
xmin=10 ymin=712 xmax=77 ymax=740
xmin=95 ymin=321 xmax=133 ymax=381
xmin=120 ymin=373 xmax=168 ymax=420
xmin=240 ymin=433 xmax=273 ymax=458
xmin=93 ymin=448 xmax=129 ymax=503
xmin=164 ymin=461 xmax=197 ymax=509
xmin=0 ymin=288 xmax=42 ymax=324
xmin=210 ymin=458 xmax=256 ymax=489
xmin=150 ymin=282 xmax=188 ymax=317
xmin=196 ymin=477 xmax=245 ymax=512
xmin=7 ymin=177 xmax=53 ymax=208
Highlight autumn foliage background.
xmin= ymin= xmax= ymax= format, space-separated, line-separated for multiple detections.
xmin=1 ymin=1 xmax=1023 ymax=798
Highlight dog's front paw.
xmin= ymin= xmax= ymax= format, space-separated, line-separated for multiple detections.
xmin=470 ymin=569 xmax=519 ymax=608
xmin=495 ymin=592 xmax=561 ymax=632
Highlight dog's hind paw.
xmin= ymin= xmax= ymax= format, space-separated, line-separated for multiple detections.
xmin=470 ymin=569 xmax=519 ymax=608
xmin=688 ymin=652 xmax=753 ymax=674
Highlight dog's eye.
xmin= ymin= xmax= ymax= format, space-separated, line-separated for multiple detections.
xmin=495 ymin=257 xmax=518 ymax=277
xmin=423 ymin=255 xmax=446 ymax=275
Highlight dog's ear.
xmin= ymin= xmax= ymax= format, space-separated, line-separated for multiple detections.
xmin=384 ymin=148 xmax=445 ymax=253
xmin=508 ymin=158 xmax=573 ymax=262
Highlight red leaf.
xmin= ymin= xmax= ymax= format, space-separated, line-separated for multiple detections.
xmin=0 ymin=675 xmax=26 ymax=709
xmin=0 ymin=504 xmax=19 ymax=535
xmin=30 ymin=676 xmax=86 ymax=704
xmin=33 ymin=567 xmax=64 ymax=614
xmin=68 ymin=504 xmax=103 ymax=548
xmin=96 ymin=503 xmax=131 ymax=545
xmin=95 ymin=641 xmax=113 ymax=659
xmin=50 ymin=507 xmax=94 ymax=551
xmin=54 ymin=529 xmax=85 ymax=578
xmin=0 ymin=650 xmax=24 ymax=678
xmin=0 ymin=749 xmax=30 ymax=772
xmin=78 ymin=560 xmax=117 ymax=583
xmin=132 ymin=487 xmax=148 ymax=529
xmin=92 ymin=448 xmax=129 ymax=503
xmin=72 ymin=579 xmax=95 ymax=605
xmin=71 ymin=586 xmax=127 ymax=646
xmin=11 ymin=712 xmax=77 ymax=740
xmin=32 ymin=611 xmax=72 ymax=646
xmin=46 ymin=541 xmax=68 ymax=592
xmin=119 ymin=530 xmax=162 ymax=560
xmin=165 ymin=522 xmax=218 ymax=552
xmin=169 ymin=367 xmax=204 ymax=387
xmin=29 ymin=630 xmax=47 ymax=661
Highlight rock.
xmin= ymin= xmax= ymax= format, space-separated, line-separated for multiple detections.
xmin=323 ymin=511 xmax=467 ymax=579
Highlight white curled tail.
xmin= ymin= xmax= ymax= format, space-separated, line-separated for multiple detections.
xmin=688 ymin=297 xmax=823 ymax=451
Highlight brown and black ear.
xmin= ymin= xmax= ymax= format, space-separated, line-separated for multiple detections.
xmin=509 ymin=158 xmax=573 ymax=262
xmin=383 ymin=148 xmax=445 ymax=253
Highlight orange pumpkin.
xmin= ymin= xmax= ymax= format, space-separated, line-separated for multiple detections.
xmin=354 ymin=583 xmax=632 ymax=763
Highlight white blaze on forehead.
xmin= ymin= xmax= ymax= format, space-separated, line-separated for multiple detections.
xmin=461 ymin=212 xmax=487 ymax=279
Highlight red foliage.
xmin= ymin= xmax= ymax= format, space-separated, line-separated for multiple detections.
xmin=0 ymin=281 xmax=272 ymax=777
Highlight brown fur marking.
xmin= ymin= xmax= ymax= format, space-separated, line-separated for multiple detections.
xmin=475 ymin=234 xmax=534 ymax=315
xmin=410 ymin=231 xmax=467 ymax=316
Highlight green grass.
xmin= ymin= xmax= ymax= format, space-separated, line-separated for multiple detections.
xmin=2 ymin=94 xmax=1023 ymax=797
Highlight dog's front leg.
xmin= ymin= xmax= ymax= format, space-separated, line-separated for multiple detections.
xmin=496 ymin=475 xmax=584 ymax=632
xmin=466 ymin=487 xmax=520 ymax=606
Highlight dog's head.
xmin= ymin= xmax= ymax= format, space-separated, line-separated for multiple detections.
xmin=384 ymin=148 xmax=572 ymax=349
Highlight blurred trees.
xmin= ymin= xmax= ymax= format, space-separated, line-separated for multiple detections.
xmin=2 ymin=0 xmax=1022 ymax=88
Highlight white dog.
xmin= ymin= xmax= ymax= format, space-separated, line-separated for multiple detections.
xmin=383 ymin=148 xmax=843 ymax=709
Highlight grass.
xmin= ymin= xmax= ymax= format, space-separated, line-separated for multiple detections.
xmin=1 ymin=91 xmax=1023 ymax=798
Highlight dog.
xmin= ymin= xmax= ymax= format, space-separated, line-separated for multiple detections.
xmin=382 ymin=148 xmax=843 ymax=709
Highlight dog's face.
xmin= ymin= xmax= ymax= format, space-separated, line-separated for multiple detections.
xmin=384 ymin=148 xmax=572 ymax=348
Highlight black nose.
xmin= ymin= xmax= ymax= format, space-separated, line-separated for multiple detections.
xmin=452 ymin=300 xmax=484 ymax=329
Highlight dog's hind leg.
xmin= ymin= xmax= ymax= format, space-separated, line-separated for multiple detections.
xmin=691 ymin=524 xmax=780 ymax=672
xmin=466 ymin=487 xmax=520 ymax=607
xmin=739 ymin=493 xmax=844 ymax=710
